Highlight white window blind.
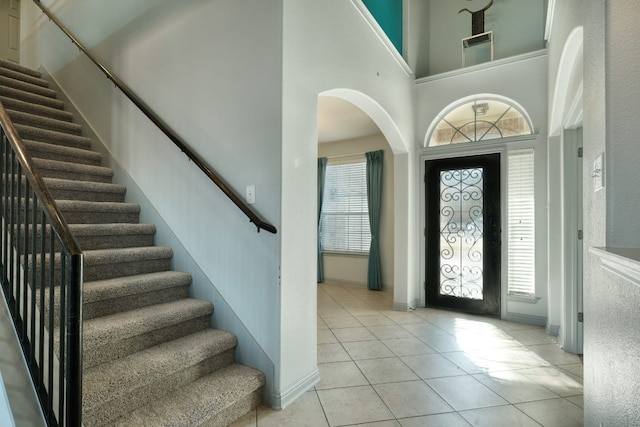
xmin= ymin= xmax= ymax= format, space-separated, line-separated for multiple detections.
xmin=321 ymin=161 xmax=371 ymax=254
xmin=507 ymin=149 xmax=536 ymax=297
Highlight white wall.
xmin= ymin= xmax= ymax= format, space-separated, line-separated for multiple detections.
xmin=416 ymin=52 xmax=549 ymax=322
xmin=21 ymin=0 xmax=284 ymax=405
xmin=582 ymin=0 xmax=640 ymax=425
xmin=281 ymin=0 xmax=415 ymax=401
xmin=551 ymin=0 xmax=640 ymax=425
xmin=405 ymin=0 xmax=430 ymax=78
xmin=318 ymin=134 xmax=395 ymax=289
xmin=428 ymin=0 xmax=545 ymax=75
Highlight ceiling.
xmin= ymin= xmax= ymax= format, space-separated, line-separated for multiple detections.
xmin=317 ymin=97 xmax=382 ymax=144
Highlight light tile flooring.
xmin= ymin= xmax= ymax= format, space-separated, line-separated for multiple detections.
xmin=232 ymin=282 xmax=584 ymax=427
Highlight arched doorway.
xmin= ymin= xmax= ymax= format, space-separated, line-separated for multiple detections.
xmin=317 ymin=89 xmax=413 ymax=310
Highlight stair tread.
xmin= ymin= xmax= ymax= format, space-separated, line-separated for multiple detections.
xmin=84 ymin=271 xmax=191 ymax=304
xmin=24 ymin=139 xmax=101 ymax=160
xmin=83 ymin=329 xmax=237 ymax=406
xmin=0 ymin=66 xmax=49 ymax=88
xmin=33 ymin=157 xmax=113 ymax=178
xmin=0 ymin=85 xmax=65 ymax=110
xmin=83 ymin=298 xmax=213 ymax=349
xmin=0 ymin=96 xmax=72 ymax=121
xmin=16 ymin=123 xmax=91 ymax=148
xmin=43 ymin=177 xmax=126 ymax=194
xmin=0 ymin=64 xmax=49 ymax=88
xmin=83 ymin=246 xmax=172 ymax=263
xmin=0 ymin=74 xmax=57 ymax=98
xmin=0 ymin=59 xmax=41 ymax=78
xmin=115 ymin=364 xmax=265 ymax=427
xmin=69 ymin=223 xmax=156 ymax=237
xmin=55 ymin=199 xmax=140 ymax=213
xmin=8 ymin=109 xmax=81 ymax=134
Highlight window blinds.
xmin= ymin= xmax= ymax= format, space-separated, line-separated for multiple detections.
xmin=507 ymin=149 xmax=536 ymax=297
xmin=321 ymin=161 xmax=371 ymax=254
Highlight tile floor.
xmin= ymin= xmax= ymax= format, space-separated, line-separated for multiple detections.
xmin=231 ymin=282 xmax=584 ymax=427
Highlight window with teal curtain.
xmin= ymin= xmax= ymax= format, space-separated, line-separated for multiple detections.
xmin=317 ymin=157 xmax=328 ymax=283
xmin=362 ymin=0 xmax=403 ymax=54
xmin=365 ymin=150 xmax=384 ymax=290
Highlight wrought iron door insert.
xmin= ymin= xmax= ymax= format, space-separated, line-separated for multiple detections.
xmin=425 ymin=154 xmax=500 ymax=315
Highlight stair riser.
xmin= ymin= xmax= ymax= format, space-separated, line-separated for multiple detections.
xmin=0 ymin=86 xmax=64 ymax=110
xmin=0 ymin=75 xmax=57 ymax=99
xmin=84 ymin=258 xmax=171 ymax=282
xmin=13 ymin=228 xmax=155 ymax=253
xmin=75 ymin=233 xmax=155 ymax=251
xmin=61 ymin=210 xmax=140 ymax=224
xmin=84 ymin=285 xmax=190 ymax=321
xmin=84 ymin=349 xmax=236 ymax=427
xmin=34 ymin=166 xmax=113 ymax=184
xmin=0 ymin=96 xmax=72 ymax=122
xmin=48 ymin=188 xmax=125 ymax=203
xmin=84 ymin=316 xmax=211 ymax=369
xmin=202 ymin=391 xmax=263 ymax=427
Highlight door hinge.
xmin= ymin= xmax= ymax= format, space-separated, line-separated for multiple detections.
xmin=578 ymin=147 xmax=583 ymax=158
xmin=578 ymin=312 xmax=584 ymax=322
xmin=578 ymin=230 xmax=583 ymax=240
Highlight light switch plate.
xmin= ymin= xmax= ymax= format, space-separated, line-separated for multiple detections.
xmin=246 ymin=185 xmax=256 ymax=204
xmin=593 ymin=153 xmax=604 ymax=192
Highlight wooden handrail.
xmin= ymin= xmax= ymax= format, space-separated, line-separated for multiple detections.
xmin=32 ymin=0 xmax=277 ymax=234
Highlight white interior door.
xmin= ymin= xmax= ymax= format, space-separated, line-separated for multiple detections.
xmin=0 ymin=0 xmax=20 ymax=63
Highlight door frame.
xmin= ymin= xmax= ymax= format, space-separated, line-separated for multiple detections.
xmin=420 ymin=138 xmax=527 ymax=319
xmin=561 ymin=128 xmax=583 ymax=354
xmin=0 ymin=0 xmax=21 ymax=64
xmin=424 ymin=153 xmax=502 ymax=315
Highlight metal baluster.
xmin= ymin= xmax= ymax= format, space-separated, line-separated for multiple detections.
xmin=58 ymin=251 xmax=67 ymax=426
xmin=47 ymin=225 xmax=55 ymax=424
xmin=39 ymin=210 xmax=46 ymax=397
xmin=66 ymin=253 xmax=83 ymax=426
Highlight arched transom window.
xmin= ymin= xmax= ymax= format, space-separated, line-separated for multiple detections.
xmin=427 ymin=97 xmax=533 ymax=147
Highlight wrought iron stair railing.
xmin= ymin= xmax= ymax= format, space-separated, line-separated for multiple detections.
xmin=0 ymin=101 xmax=83 ymax=426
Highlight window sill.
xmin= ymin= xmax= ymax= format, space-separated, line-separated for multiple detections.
xmin=323 ymin=251 xmax=369 ymax=258
xmin=507 ymin=295 xmax=540 ymax=304
xmin=590 ymin=247 xmax=640 ymax=287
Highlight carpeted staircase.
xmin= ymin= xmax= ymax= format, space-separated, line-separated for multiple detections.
xmin=0 ymin=58 xmax=265 ymax=427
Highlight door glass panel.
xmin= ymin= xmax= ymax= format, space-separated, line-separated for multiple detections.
xmin=439 ymin=167 xmax=484 ymax=299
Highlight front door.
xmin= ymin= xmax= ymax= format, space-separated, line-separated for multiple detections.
xmin=0 ymin=0 xmax=20 ymax=63
xmin=425 ymin=154 xmax=501 ymax=316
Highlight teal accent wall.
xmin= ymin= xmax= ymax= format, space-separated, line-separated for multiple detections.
xmin=363 ymin=0 xmax=403 ymax=53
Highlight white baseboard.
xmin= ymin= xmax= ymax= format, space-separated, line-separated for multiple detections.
xmin=272 ymin=368 xmax=320 ymax=410
xmin=504 ymin=312 xmax=547 ymax=327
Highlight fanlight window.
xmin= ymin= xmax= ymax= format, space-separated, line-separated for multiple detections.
xmin=429 ymin=99 xmax=533 ymax=147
